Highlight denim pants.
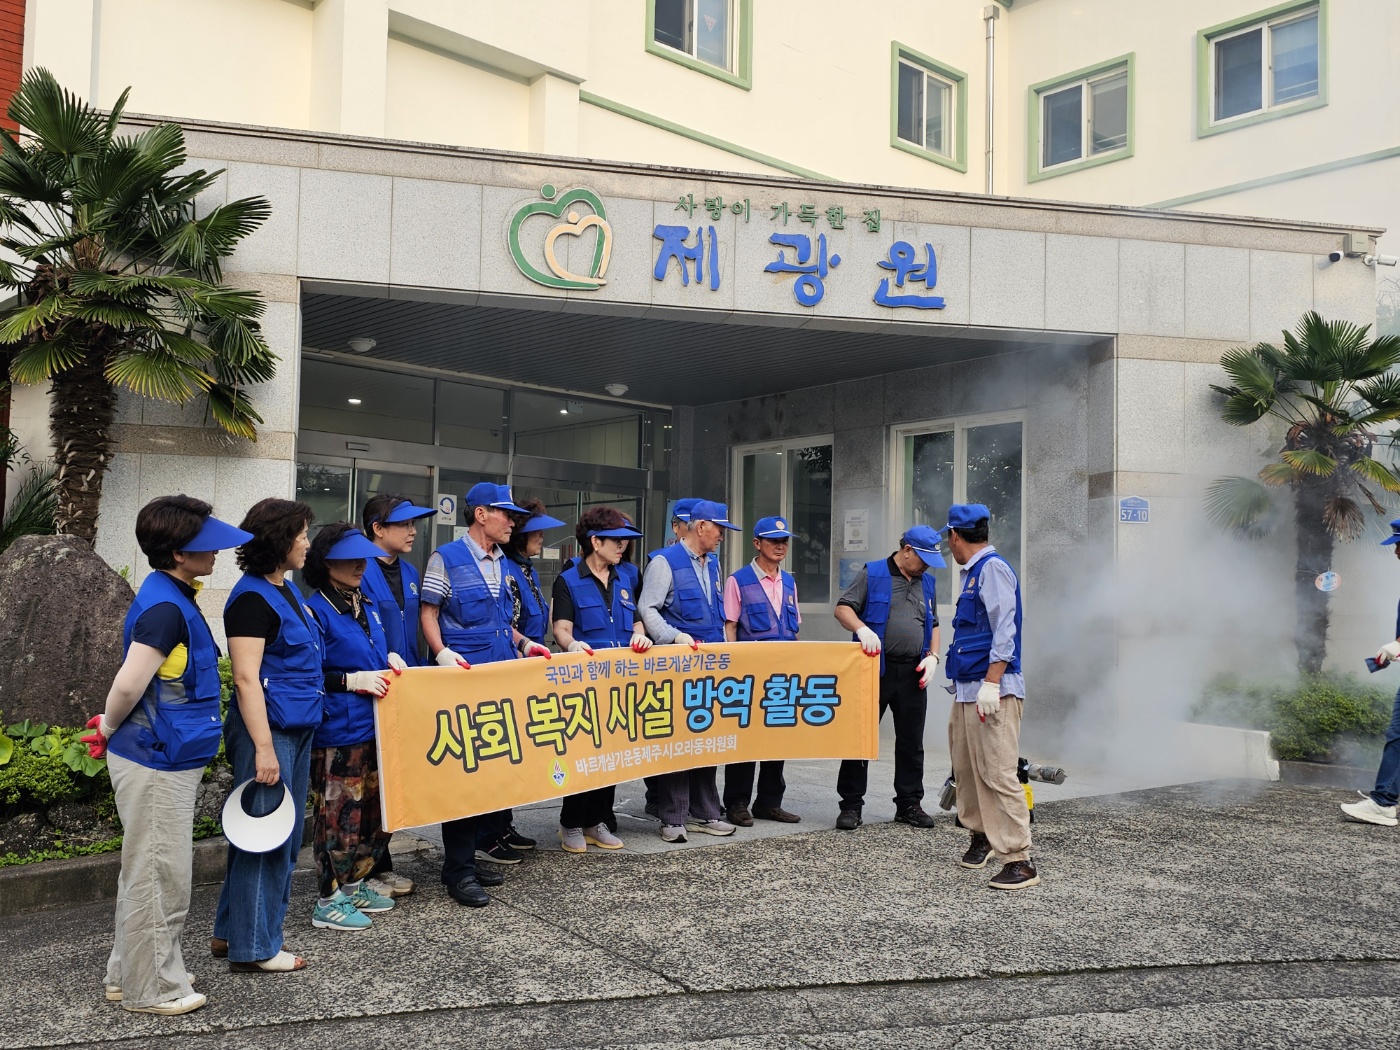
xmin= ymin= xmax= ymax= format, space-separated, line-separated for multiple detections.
xmin=1372 ymin=687 xmax=1400 ymax=807
xmin=213 ymin=705 xmax=314 ymax=963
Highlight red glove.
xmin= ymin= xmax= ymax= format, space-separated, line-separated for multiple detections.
xmin=521 ymin=641 xmax=552 ymax=659
xmin=80 ymin=714 xmax=109 ymax=760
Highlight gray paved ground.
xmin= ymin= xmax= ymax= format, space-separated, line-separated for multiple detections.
xmin=5 ymin=780 xmax=1399 ymax=1049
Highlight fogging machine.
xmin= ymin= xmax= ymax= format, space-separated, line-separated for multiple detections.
xmin=938 ymin=758 xmax=1067 ymax=823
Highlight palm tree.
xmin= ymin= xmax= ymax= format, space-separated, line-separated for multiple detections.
xmin=0 ymin=69 xmax=275 ymax=543
xmin=1207 ymin=311 xmax=1400 ymax=674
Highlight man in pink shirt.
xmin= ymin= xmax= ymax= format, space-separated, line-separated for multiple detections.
xmin=722 ymin=516 xmax=802 ymax=826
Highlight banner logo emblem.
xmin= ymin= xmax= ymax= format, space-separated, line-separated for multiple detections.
xmin=508 ymin=183 xmax=612 ymax=290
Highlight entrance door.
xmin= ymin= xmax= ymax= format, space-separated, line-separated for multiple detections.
xmin=295 ymin=455 xmax=435 ymax=579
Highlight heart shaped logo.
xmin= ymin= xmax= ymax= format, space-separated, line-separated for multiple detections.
xmin=509 ymin=184 xmax=613 ymax=290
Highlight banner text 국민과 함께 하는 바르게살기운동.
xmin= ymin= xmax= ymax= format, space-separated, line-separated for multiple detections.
xmin=374 ymin=641 xmax=880 ymax=830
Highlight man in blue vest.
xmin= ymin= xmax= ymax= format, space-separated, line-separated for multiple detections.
xmin=833 ymin=525 xmax=944 ymax=831
xmin=721 ymin=515 xmax=802 ymax=826
xmin=944 ymin=503 xmax=1038 ymax=890
xmin=420 ymin=482 xmax=551 ymax=907
xmin=638 ymin=499 xmax=739 ymax=842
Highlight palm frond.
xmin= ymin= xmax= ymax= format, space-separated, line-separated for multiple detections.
xmin=1322 ymin=495 xmax=1366 ymax=541
xmin=6 ymin=69 xmax=108 ymax=159
xmin=7 ymin=336 xmax=88 ymax=383
xmin=1280 ymin=449 xmax=1338 ymax=476
xmin=205 ymin=381 xmax=263 ymax=440
xmin=0 ymin=296 xmax=66 ymax=342
xmin=1259 ymin=462 xmax=1302 ymax=486
xmin=1349 ymin=457 xmax=1400 ymax=494
xmin=1205 ymin=476 xmax=1278 ymax=538
xmin=0 ymin=462 xmax=57 ymax=554
xmin=104 ymin=348 xmax=212 ymax=402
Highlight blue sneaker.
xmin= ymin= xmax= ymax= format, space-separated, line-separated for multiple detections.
xmin=348 ymin=882 xmax=396 ymax=914
xmin=312 ymin=890 xmax=371 ymax=931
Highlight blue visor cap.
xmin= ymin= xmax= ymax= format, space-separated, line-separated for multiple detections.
xmin=521 ymin=513 xmax=567 ymax=533
xmin=690 ymin=500 xmax=741 ymax=531
xmin=464 ymin=482 xmax=527 ymax=514
xmin=181 ymin=515 xmax=254 ymax=552
xmin=946 ymin=503 xmax=991 ymax=531
xmin=902 ymin=523 xmax=947 ymax=568
xmin=378 ymin=501 xmax=435 ymax=525
xmin=325 ymin=529 xmax=387 ymax=561
xmin=1383 ymin=519 xmax=1400 ymax=546
xmin=753 ymin=515 xmax=794 ymax=539
xmin=671 ymin=497 xmax=701 ymax=523
xmin=590 ymin=524 xmax=644 ymax=538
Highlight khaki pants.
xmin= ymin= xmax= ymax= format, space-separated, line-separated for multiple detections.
xmin=105 ymin=752 xmax=202 ymax=1008
xmin=948 ymin=697 xmax=1032 ymax=863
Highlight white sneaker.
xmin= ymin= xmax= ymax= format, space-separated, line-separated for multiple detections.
xmin=660 ymin=824 xmax=688 ymax=843
xmin=559 ymin=826 xmax=587 ymax=853
xmin=123 ymin=991 xmax=207 ymax=1015
xmin=104 ymin=974 xmax=196 ymax=1001
xmin=583 ymin=823 xmax=624 ymax=849
xmin=685 ymin=817 xmax=737 ymax=837
xmin=1340 ymin=797 xmax=1398 ymax=827
xmin=368 ymin=872 xmax=414 ymax=897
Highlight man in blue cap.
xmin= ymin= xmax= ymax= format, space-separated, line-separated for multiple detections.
xmin=1342 ymin=518 xmax=1400 ymax=827
xmin=638 ymin=499 xmax=740 ymax=842
xmin=833 ymin=524 xmax=944 ymax=831
xmin=721 ymin=515 xmax=803 ymax=826
xmin=944 ymin=503 xmax=1037 ymax=890
xmin=648 ymin=497 xmax=700 ymax=561
xmin=420 ymin=481 xmax=552 ymax=907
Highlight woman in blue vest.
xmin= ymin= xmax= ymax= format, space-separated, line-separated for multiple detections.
xmin=213 ymin=498 xmax=319 ymax=973
xmin=82 ymin=496 xmax=250 ymax=1015
xmin=303 ymin=523 xmax=409 ymax=931
xmin=551 ymin=506 xmax=651 ymax=852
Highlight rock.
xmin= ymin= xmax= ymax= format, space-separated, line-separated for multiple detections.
xmin=0 ymin=811 xmax=56 ymax=857
xmin=195 ymin=766 xmax=234 ymax=825
xmin=46 ymin=801 xmax=120 ymax=845
xmin=0 ymin=535 xmax=133 ymax=727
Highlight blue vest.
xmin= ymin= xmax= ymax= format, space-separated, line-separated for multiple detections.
xmin=433 ymin=540 xmax=516 ymax=664
xmin=226 ymin=575 xmax=325 ymax=729
xmin=505 ymin=555 xmax=549 ymax=644
xmin=560 ymin=560 xmax=640 ymax=648
xmin=858 ymin=559 xmax=936 ymax=676
xmin=658 ymin=543 xmax=725 ymax=643
xmin=732 ymin=563 xmax=799 ymax=641
xmin=109 ymin=571 xmax=223 ymax=771
xmin=307 ymin=590 xmax=389 ymax=749
xmin=946 ymin=552 xmax=1022 ymax=683
xmin=361 ymin=556 xmax=423 ymax=666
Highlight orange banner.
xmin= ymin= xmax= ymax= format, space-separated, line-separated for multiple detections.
xmin=374 ymin=641 xmax=880 ymax=830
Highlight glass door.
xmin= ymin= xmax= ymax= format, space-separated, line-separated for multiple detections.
xmin=296 ymin=455 xmax=435 ymax=579
xmin=732 ymin=438 xmax=834 ymax=604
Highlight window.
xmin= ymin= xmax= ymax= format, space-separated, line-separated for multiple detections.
xmin=733 ymin=438 xmax=833 ymax=604
xmin=1198 ymin=2 xmax=1325 ymax=136
xmin=889 ymin=44 xmax=967 ymax=172
xmin=1028 ymin=55 xmax=1134 ymax=181
xmin=890 ymin=415 xmax=1024 ymax=611
xmin=647 ymin=0 xmax=752 ymax=89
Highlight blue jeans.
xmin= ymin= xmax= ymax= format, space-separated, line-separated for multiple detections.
xmin=1372 ymin=687 xmax=1400 ymax=807
xmin=213 ymin=705 xmax=314 ymax=963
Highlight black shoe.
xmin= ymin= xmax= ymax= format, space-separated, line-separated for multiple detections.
xmin=836 ymin=808 xmax=862 ymax=830
xmin=446 ymin=878 xmax=491 ymax=907
xmin=989 ymin=859 xmax=1040 ymax=890
xmin=502 ymin=826 xmax=536 ymax=851
xmin=894 ymin=804 xmax=937 ymax=829
xmin=475 ymin=868 xmax=505 ymax=887
xmin=727 ymin=806 xmax=754 ymax=827
xmin=476 ymin=841 xmax=524 ymax=865
xmin=752 ymin=805 xmax=801 ymax=823
xmin=960 ymin=832 xmax=994 ymax=869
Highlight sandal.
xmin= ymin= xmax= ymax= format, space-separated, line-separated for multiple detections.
xmin=230 ymin=950 xmax=306 ymax=973
xmin=210 ymin=937 xmax=228 ymax=958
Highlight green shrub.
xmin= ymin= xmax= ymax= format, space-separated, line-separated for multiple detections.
xmin=1196 ymin=673 xmax=1391 ymax=762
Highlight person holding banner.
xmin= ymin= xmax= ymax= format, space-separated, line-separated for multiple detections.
xmin=721 ymin=516 xmax=803 ymax=827
xmin=420 ymin=482 xmax=550 ymax=907
xmin=82 ymin=496 xmax=251 ymax=1015
xmin=214 ymin=498 xmax=319 ymax=973
xmin=358 ymin=493 xmax=435 ymax=900
xmin=833 ymin=525 xmax=944 ymax=831
xmin=943 ymin=504 xmax=1038 ymax=890
xmin=552 ymin=506 xmax=652 ymax=852
xmin=638 ymin=499 xmax=740 ymax=843
xmin=303 ymin=524 xmax=410 ymax=931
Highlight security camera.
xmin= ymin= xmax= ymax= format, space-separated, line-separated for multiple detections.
xmin=1327 ymin=250 xmax=1344 ymax=263
xmin=1365 ymin=254 xmax=1400 ymax=268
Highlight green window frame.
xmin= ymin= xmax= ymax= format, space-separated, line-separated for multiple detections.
xmin=1026 ymin=53 xmax=1135 ymax=183
xmin=888 ymin=43 xmax=968 ymax=173
xmin=1196 ymin=0 xmax=1327 ymax=138
xmin=646 ymin=0 xmax=753 ymax=91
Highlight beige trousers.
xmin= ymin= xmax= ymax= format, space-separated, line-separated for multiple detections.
xmin=104 ymin=751 xmax=202 ymax=1008
xmin=948 ymin=697 xmax=1032 ymax=863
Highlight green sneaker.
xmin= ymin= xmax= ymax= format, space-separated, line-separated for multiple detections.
xmin=312 ymin=890 xmax=371 ymax=931
xmin=348 ymin=882 xmax=396 ymax=914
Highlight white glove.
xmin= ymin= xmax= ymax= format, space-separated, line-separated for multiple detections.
xmin=435 ymin=647 xmax=470 ymax=669
xmin=567 ymin=640 xmax=595 ymax=655
xmin=672 ymin=632 xmax=699 ymax=650
xmin=630 ymin=631 xmax=653 ymax=652
xmin=856 ymin=626 xmax=882 ymax=656
xmin=346 ymin=671 xmax=390 ymax=697
xmin=387 ymin=652 xmax=407 ymax=674
xmin=521 ymin=640 xmax=552 ymax=659
xmin=1378 ymin=641 xmax=1400 ymax=665
xmin=917 ymin=653 xmax=939 ymax=689
xmin=975 ymin=680 xmax=1001 ymax=718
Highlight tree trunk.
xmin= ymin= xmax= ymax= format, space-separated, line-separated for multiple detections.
xmin=1293 ymin=479 xmax=1333 ymax=675
xmin=49 ymin=355 xmax=116 ymax=545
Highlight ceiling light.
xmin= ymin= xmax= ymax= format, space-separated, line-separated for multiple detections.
xmin=347 ymin=337 xmax=377 ymax=354
xmin=605 ymin=383 xmax=629 ymax=397
xmin=560 ymin=402 xmax=569 ymax=415
xmin=347 ymin=398 xmax=362 ymax=405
